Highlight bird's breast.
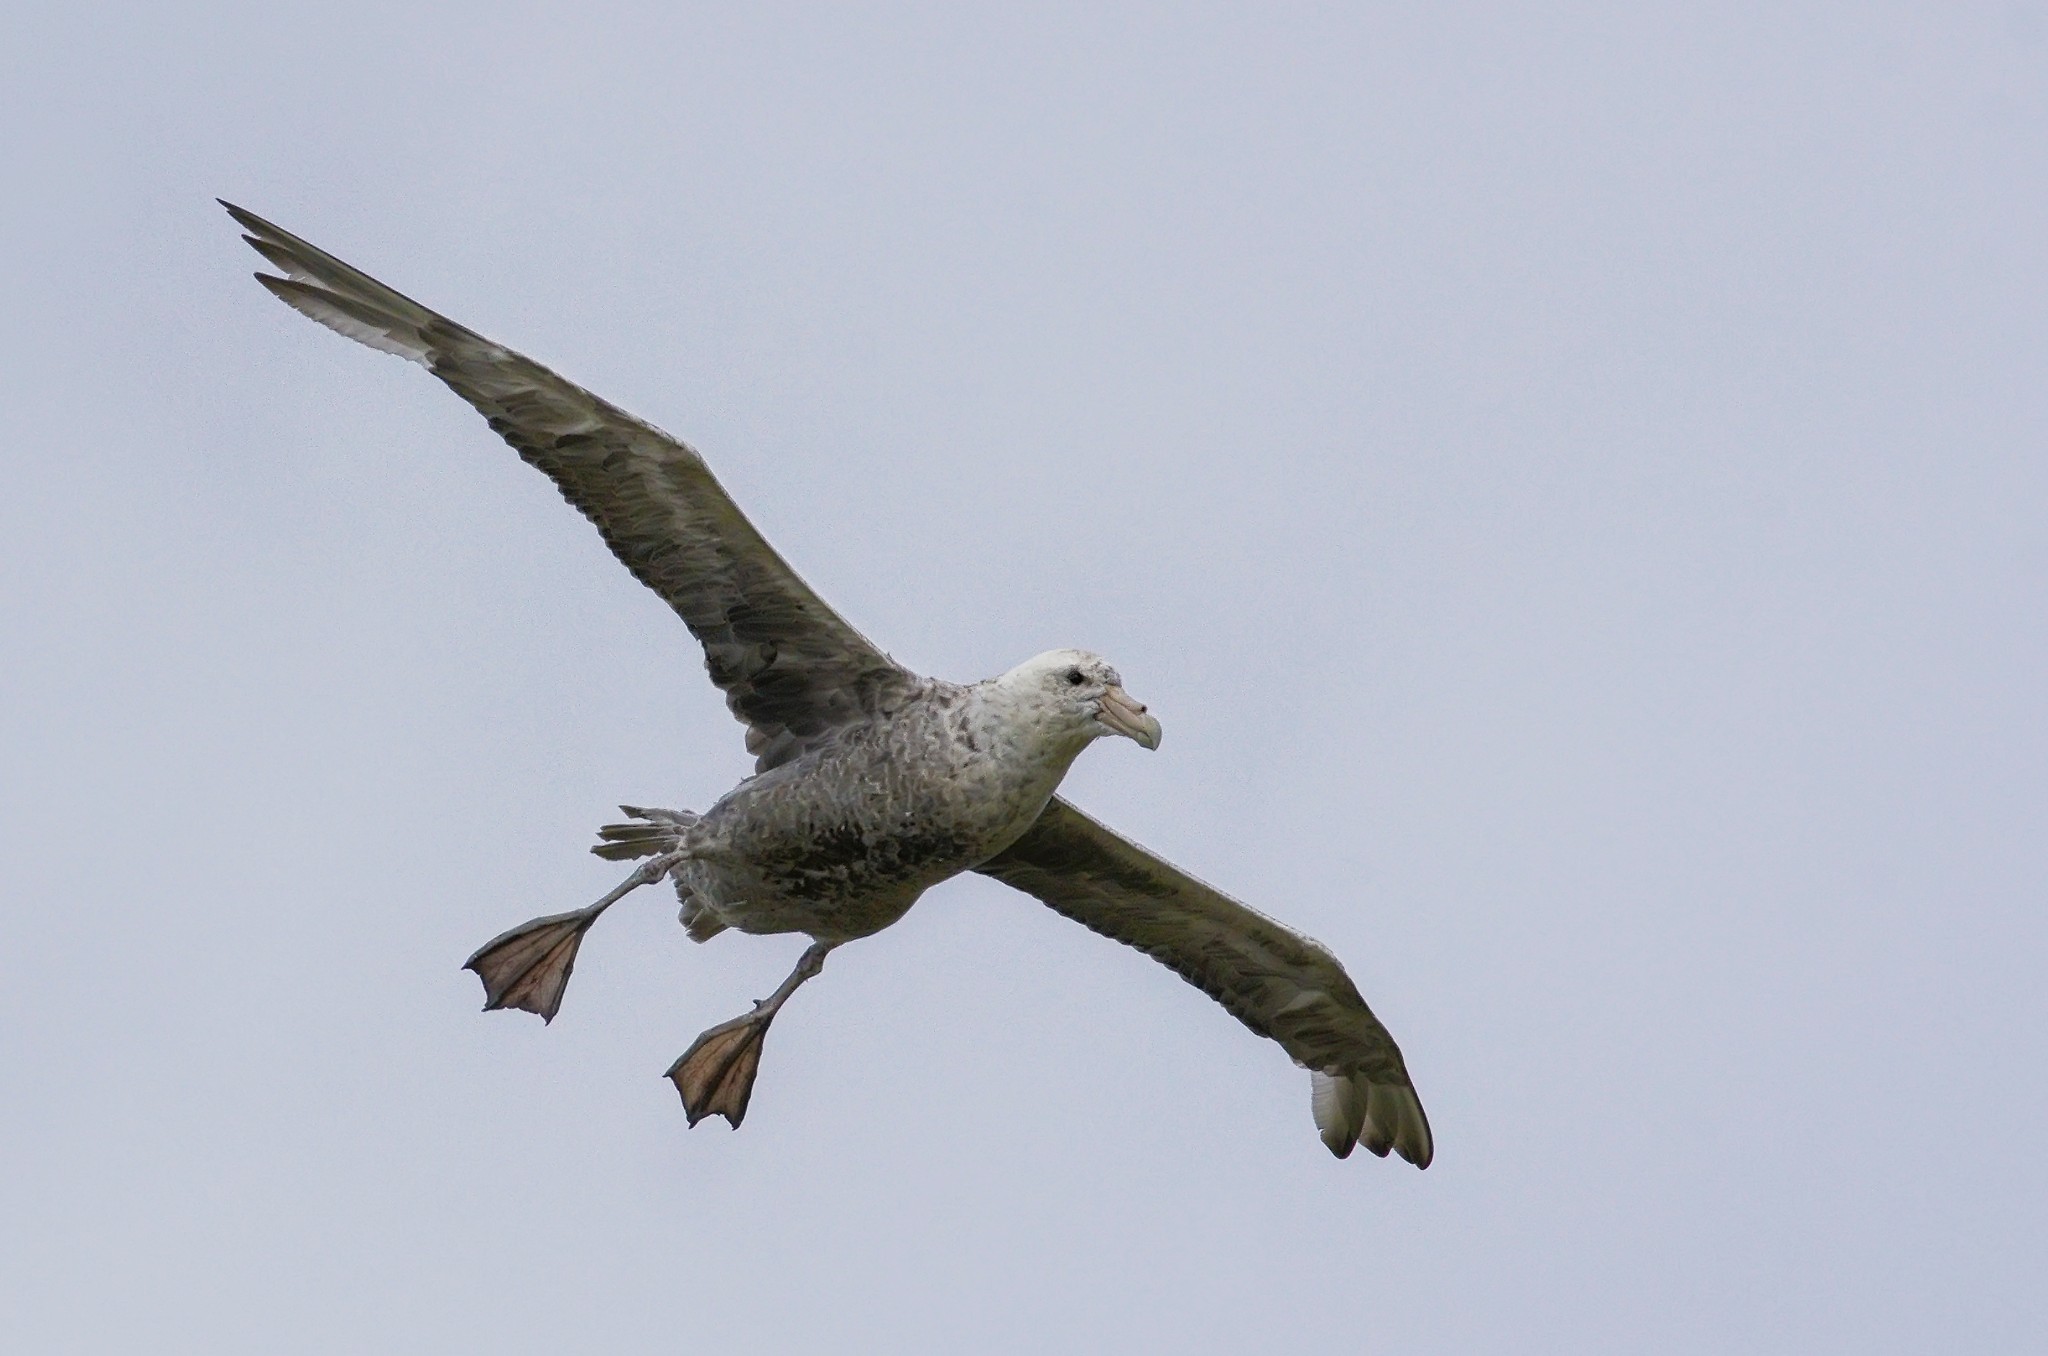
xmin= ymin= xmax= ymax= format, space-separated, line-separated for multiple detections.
xmin=686 ymin=709 xmax=1070 ymax=935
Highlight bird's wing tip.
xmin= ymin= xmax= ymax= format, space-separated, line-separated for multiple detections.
xmin=1312 ymin=1070 xmax=1433 ymax=1169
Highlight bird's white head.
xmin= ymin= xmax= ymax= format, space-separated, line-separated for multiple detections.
xmin=992 ymin=649 xmax=1163 ymax=753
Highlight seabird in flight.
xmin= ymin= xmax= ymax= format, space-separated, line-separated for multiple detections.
xmin=224 ymin=201 xmax=1432 ymax=1165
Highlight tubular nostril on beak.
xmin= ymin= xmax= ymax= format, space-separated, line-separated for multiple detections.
xmin=1096 ymin=685 xmax=1162 ymax=750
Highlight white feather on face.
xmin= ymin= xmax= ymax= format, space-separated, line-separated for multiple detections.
xmin=1000 ymin=648 xmax=1119 ymax=699
xmin=987 ymin=649 xmax=1159 ymax=751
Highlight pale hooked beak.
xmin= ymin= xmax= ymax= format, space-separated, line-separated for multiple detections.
xmin=1097 ymin=685 xmax=1163 ymax=750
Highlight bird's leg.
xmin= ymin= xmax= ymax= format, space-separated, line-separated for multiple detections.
xmin=463 ymin=849 xmax=686 ymax=1023
xmin=666 ymin=940 xmax=835 ymax=1128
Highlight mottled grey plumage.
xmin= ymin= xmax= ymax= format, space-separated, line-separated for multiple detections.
xmin=227 ymin=201 xmax=1433 ymax=1167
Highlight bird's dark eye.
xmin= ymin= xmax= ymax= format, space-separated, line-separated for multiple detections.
xmin=1066 ymin=669 xmax=1086 ymax=686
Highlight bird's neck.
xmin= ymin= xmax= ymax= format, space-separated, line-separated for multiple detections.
xmin=965 ymin=682 xmax=1096 ymax=785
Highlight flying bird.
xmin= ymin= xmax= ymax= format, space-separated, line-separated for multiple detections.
xmin=224 ymin=201 xmax=1433 ymax=1166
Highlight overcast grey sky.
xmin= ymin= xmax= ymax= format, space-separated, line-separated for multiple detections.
xmin=4 ymin=3 xmax=2044 ymax=1351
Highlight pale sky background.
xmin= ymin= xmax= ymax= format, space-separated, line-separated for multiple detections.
xmin=4 ymin=3 xmax=2044 ymax=1352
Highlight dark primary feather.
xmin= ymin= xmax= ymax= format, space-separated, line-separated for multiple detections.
xmin=979 ymin=797 xmax=1433 ymax=1166
xmin=222 ymin=201 xmax=919 ymax=770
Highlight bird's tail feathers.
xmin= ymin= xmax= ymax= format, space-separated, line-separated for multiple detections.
xmin=592 ymin=804 xmax=700 ymax=861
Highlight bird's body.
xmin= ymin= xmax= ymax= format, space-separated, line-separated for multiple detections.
xmin=225 ymin=201 xmax=1434 ymax=1166
xmin=667 ymin=661 xmax=1110 ymax=942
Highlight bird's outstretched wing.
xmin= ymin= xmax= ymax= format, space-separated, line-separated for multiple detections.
xmin=977 ymin=797 xmax=1433 ymax=1166
xmin=224 ymin=202 xmax=919 ymax=770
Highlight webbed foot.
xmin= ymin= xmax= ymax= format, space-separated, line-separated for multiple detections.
xmin=665 ymin=940 xmax=833 ymax=1129
xmin=666 ymin=1010 xmax=774 ymax=1127
xmin=463 ymin=907 xmax=600 ymax=1023
xmin=463 ymin=850 xmax=686 ymax=1022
